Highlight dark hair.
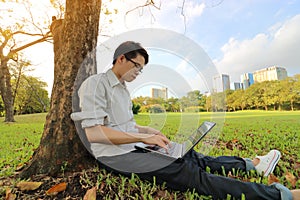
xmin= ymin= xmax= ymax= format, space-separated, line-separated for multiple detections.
xmin=113 ymin=41 xmax=149 ymax=65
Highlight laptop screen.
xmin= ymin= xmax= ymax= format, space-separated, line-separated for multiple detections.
xmin=183 ymin=121 xmax=216 ymax=154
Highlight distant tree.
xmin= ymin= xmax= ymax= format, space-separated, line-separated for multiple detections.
xmin=263 ymin=81 xmax=281 ymax=110
xmin=286 ymin=75 xmax=300 ymax=111
xmin=132 ymin=101 xmax=141 ymax=114
xmin=270 ymin=81 xmax=282 ymax=110
xmin=211 ymin=92 xmax=226 ymax=111
xmin=226 ymin=94 xmax=234 ymax=111
xmin=0 ymin=1 xmax=52 ymax=122
xmin=247 ymin=83 xmax=264 ymax=110
xmin=186 ymin=90 xmax=203 ymax=106
xmin=165 ymin=97 xmax=180 ymax=112
xmin=9 ymin=58 xmax=32 ymax=104
xmin=0 ymin=97 xmax=4 ymax=117
xmin=225 ymin=90 xmax=234 ymax=111
xmin=13 ymin=75 xmax=49 ymax=114
xmin=149 ymin=104 xmax=165 ymax=113
xmin=179 ymin=96 xmax=189 ymax=111
xmin=205 ymin=95 xmax=212 ymax=112
xmin=132 ymin=96 xmax=148 ymax=106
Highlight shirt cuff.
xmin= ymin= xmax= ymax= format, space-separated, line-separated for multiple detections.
xmin=81 ymin=119 xmax=105 ymax=128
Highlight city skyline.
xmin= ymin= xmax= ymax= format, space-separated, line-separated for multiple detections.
xmin=134 ymin=65 xmax=294 ymax=98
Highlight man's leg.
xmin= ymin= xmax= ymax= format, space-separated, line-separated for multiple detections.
xmin=98 ymin=150 xmax=283 ymax=200
xmin=187 ymin=149 xmax=281 ymax=177
xmin=184 ymin=150 xmax=248 ymax=174
xmin=138 ymin=154 xmax=282 ymax=200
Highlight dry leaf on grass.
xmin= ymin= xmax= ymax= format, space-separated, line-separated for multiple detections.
xmin=268 ymin=174 xmax=280 ymax=185
xmin=294 ymin=162 xmax=300 ymax=170
xmin=285 ymin=172 xmax=297 ymax=187
xmin=83 ymin=187 xmax=97 ymax=200
xmin=5 ymin=188 xmax=16 ymax=200
xmin=46 ymin=182 xmax=67 ymax=196
xmin=16 ymin=181 xmax=43 ymax=191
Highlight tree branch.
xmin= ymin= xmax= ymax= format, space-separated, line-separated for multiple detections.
xmin=23 ymin=2 xmax=45 ymax=35
xmin=12 ymin=31 xmax=46 ymax=37
xmin=179 ymin=0 xmax=187 ymax=34
xmin=0 ymin=28 xmax=10 ymax=52
xmin=10 ymin=33 xmax=52 ymax=54
xmin=124 ymin=0 xmax=161 ymax=28
xmin=125 ymin=0 xmax=161 ymax=16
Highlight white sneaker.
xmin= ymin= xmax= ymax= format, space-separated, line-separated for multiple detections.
xmin=255 ymin=150 xmax=281 ymax=177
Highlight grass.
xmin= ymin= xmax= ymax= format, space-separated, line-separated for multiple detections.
xmin=0 ymin=113 xmax=46 ymax=177
xmin=1 ymin=111 xmax=300 ymax=199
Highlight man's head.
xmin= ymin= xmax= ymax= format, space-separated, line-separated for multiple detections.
xmin=112 ymin=41 xmax=149 ymax=82
xmin=113 ymin=41 xmax=149 ymax=65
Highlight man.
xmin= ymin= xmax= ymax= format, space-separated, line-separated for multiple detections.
xmin=71 ymin=41 xmax=299 ymax=200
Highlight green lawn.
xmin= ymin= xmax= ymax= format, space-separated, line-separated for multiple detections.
xmin=0 ymin=113 xmax=46 ymax=177
xmin=1 ymin=111 xmax=300 ymax=198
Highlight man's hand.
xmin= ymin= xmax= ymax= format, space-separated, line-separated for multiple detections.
xmin=135 ymin=125 xmax=171 ymax=150
xmin=140 ymin=134 xmax=170 ymax=150
xmin=146 ymin=127 xmax=167 ymax=137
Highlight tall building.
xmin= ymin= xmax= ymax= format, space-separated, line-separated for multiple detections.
xmin=231 ymin=82 xmax=243 ymax=90
xmin=213 ymin=74 xmax=230 ymax=93
xmin=240 ymin=73 xmax=254 ymax=89
xmin=151 ymin=88 xmax=168 ymax=99
xmin=253 ymin=66 xmax=288 ymax=83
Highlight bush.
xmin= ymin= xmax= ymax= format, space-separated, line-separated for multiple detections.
xmin=149 ymin=104 xmax=165 ymax=113
xmin=132 ymin=102 xmax=141 ymax=114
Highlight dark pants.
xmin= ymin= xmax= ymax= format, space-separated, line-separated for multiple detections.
xmin=98 ymin=149 xmax=281 ymax=200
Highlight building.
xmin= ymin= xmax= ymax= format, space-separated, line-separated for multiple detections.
xmin=231 ymin=82 xmax=243 ymax=90
xmin=151 ymin=88 xmax=168 ymax=99
xmin=213 ymin=74 xmax=230 ymax=93
xmin=240 ymin=73 xmax=254 ymax=89
xmin=253 ymin=66 xmax=288 ymax=83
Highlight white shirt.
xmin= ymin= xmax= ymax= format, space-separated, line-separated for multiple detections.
xmin=71 ymin=69 xmax=139 ymax=157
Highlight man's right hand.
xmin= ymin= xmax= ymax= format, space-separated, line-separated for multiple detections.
xmin=140 ymin=134 xmax=170 ymax=151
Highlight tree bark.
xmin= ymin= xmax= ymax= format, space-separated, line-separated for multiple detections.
xmin=20 ymin=0 xmax=102 ymax=178
xmin=0 ymin=59 xmax=15 ymax=122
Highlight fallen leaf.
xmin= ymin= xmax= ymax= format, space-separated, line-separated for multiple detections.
xmin=83 ymin=187 xmax=97 ymax=200
xmin=15 ymin=163 xmax=25 ymax=171
xmin=156 ymin=190 xmax=167 ymax=198
xmin=268 ymin=174 xmax=280 ymax=185
xmin=231 ymin=139 xmax=239 ymax=143
xmin=5 ymin=188 xmax=16 ymax=200
xmin=46 ymin=182 xmax=67 ymax=196
xmin=294 ymin=162 xmax=300 ymax=170
xmin=285 ymin=172 xmax=297 ymax=187
xmin=16 ymin=181 xmax=43 ymax=191
xmin=99 ymin=182 xmax=105 ymax=193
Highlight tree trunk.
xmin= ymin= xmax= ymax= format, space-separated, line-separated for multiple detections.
xmin=20 ymin=0 xmax=102 ymax=178
xmin=290 ymin=100 xmax=294 ymax=111
xmin=0 ymin=60 xmax=15 ymax=122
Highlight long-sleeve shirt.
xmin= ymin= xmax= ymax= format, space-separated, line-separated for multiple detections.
xmin=71 ymin=69 xmax=139 ymax=157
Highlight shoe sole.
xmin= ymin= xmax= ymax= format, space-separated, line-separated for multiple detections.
xmin=264 ymin=150 xmax=281 ymax=176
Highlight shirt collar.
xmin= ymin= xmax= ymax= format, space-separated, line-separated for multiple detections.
xmin=106 ymin=69 xmax=126 ymax=88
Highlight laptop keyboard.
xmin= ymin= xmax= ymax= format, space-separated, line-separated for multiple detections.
xmin=155 ymin=142 xmax=182 ymax=157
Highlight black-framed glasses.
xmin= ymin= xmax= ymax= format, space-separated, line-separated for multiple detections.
xmin=124 ymin=55 xmax=143 ymax=73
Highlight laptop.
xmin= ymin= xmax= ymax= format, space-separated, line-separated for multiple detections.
xmin=134 ymin=121 xmax=216 ymax=159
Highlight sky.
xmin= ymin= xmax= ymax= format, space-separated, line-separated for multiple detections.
xmin=2 ymin=0 xmax=300 ymax=98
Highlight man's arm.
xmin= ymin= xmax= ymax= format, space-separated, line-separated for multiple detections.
xmin=135 ymin=124 xmax=167 ymax=138
xmin=85 ymin=125 xmax=170 ymax=149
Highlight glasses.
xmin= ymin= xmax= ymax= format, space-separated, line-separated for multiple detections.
xmin=124 ymin=55 xmax=143 ymax=73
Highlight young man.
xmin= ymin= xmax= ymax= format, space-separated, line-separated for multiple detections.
xmin=71 ymin=41 xmax=299 ymax=200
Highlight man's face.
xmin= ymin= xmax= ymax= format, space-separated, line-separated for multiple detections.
xmin=120 ymin=54 xmax=145 ymax=82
